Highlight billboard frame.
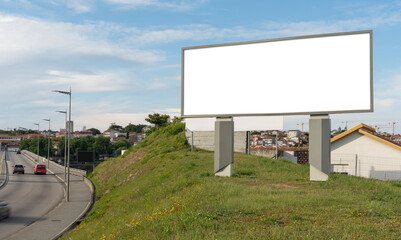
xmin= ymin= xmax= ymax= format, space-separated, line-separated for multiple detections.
xmin=181 ymin=30 xmax=373 ymax=118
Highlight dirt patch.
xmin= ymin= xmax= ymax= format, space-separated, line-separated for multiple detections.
xmin=237 ymin=181 xmax=265 ymax=187
xmin=271 ymin=183 xmax=300 ymax=189
xmin=120 ymin=149 xmax=147 ymax=170
xmin=98 ymin=148 xmax=147 ymax=186
xmin=237 ymin=181 xmax=300 ymax=189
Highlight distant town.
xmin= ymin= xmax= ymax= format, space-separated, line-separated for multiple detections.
xmin=2 ymin=123 xmax=401 ymax=154
xmin=0 ymin=123 xmax=148 ymax=161
xmin=251 ymin=125 xmax=400 ymax=149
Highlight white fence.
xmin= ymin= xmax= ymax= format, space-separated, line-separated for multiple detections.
xmin=331 ymin=153 xmax=401 ymax=180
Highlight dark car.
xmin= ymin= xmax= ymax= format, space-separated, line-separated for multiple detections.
xmin=34 ymin=164 xmax=46 ymax=175
xmin=13 ymin=164 xmax=25 ymax=174
xmin=16 ymin=150 xmax=21 ymax=154
xmin=0 ymin=200 xmax=10 ymax=220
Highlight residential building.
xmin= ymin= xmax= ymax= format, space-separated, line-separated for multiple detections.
xmin=103 ymin=129 xmax=118 ymax=138
xmin=73 ymin=131 xmax=93 ymax=138
xmin=287 ymin=130 xmax=301 ymax=139
xmin=331 ymin=123 xmax=401 ymax=180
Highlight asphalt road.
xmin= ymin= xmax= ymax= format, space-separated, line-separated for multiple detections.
xmin=0 ymin=151 xmax=64 ymax=240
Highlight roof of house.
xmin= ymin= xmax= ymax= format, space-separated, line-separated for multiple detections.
xmin=77 ymin=131 xmax=92 ymax=134
xmin=331 ymin=123 xmax=401 ymax=151
xmin=331 ymin=123 xmax=375 ymax=142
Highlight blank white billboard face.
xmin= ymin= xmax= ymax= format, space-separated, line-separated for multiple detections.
xmin=182 ymin=31 xmax=372 ymax=117
xmin=185 ymin=116 xmax=284 ymax=131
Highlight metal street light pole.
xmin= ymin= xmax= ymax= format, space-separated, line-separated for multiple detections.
xmin=43 ymin=118 xmax=51 ymax=170
xmin=53 ymin=88 xmax=72 ymax=202
xmin=34 ymin=123 xmax=40 ymax=162
xmin=56 ymin=110 xmax=67 ymax=181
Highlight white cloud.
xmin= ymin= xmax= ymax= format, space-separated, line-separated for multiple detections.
xmin=72 ymin=104 xmax=180 ymax=131
xmin=65 ymin=0 xmax=95 ymax=13
xmin=375 ymin=98 xmax=399 ymax=113
xmin=2 ymin=4 xmax=401 ymax=132
xmin=0 ymin=0 xmax=36 ymax=9
xmin=129 ymin=9 xmax=401 ymax=46
xmin=37 ymin=70 xmax=126 ymax=92
xmin=0 ymin=13 xmax=163 ymax=65
xmin=31 ymin=69 xmax=178 ymax=94
xmin=376 ymin=73 xmax=401 ymax=98
xmin=105 ymin=0 xmax=206 ymax=11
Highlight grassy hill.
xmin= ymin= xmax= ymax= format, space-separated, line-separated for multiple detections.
xmin=62 ymin=123 xmax=401 ymax=239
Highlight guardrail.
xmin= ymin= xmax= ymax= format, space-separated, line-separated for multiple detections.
xmin=21 ymin=150 xmax=87 ymax=177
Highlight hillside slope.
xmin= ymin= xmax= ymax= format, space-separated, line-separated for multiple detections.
xmin=63 ymin=123 xmax=401 ymax=239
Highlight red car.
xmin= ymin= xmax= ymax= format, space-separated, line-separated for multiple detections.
xmin=34 ymin=164 xmax=46 ymax=175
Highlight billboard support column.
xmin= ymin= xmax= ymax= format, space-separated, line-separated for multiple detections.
xmin=215 ymin=117 xmax=233 ymax=177
xmin=309 ymin=114 xmax=331 ymax=181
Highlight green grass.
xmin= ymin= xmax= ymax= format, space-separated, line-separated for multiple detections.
xmin=62 ymin=123 xmax=401 ymax=239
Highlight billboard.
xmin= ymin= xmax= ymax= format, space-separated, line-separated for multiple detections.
xmin=182 ymin=31 xmax=373 ymax=118
xmin=185 ymin=116 xmax=283 ymax=131
xmin=77 ymin=151 xmax=94 ymax=163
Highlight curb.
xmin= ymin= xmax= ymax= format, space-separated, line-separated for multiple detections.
xmin=51 ymin=177 xmax=96 ymax=240
xmin=19 ymin=151 xmax=96 ymax=239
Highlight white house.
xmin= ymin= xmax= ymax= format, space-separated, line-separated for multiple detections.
xmin=287 ymin=130 xmax=301 ymax=139
xmin=331 ymin=123 xmax=401 ymax=180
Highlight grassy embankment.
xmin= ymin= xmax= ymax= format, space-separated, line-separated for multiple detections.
xmin=63 ymin=123 xmax=401 ymax=239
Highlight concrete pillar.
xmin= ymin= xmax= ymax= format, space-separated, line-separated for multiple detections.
xmin=309 ymin=114 xmax=331 ymax=181
xmin=215 ymin=117 xmax=233 ymax=177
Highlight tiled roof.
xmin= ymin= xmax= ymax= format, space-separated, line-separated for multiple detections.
xmin=331 ymin=123 xmax=375 ymax=142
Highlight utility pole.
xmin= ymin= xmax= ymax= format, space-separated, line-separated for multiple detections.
xmin=34 ymin=123 xmax=40 ymax=162
xmin=53 ymin=88 xmax=72 ymax=202
xmin=43 ymin=118 xmax=51 ymax=169
xmin=275 ymin=131 xmax=279 ymax=159
xmin=57 ymin=110 xmax=67 ymax=180
xmin=390 ymin=122 xmax=401 ymax=138
xmin=297 ymin=122 xmax=304 ymax=132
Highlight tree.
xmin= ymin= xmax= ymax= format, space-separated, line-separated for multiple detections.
xmin=57 ymin=135 xmax=112 ymax=161
xmin=58 ymin=136 xmax=66 ymax=157
xmin=123 ymin=123 xmax=147 ymax=133
xmin=87 ymin=128 xmax=101 ymax=136
xmin=171 ymin=116 xmax=182 ymax=124
xmin=70 ymin=136 xmax=96 ymax=156
xmin=94 ymin=136 xmax=113 ymax=156
xmin=19 ymin=137 xmax=55 ymax=157
xmin=145 ymin=113 xmax=170 ymax=127
xmin=109 ymin=124 xmax=123 ymax=131
xmin=113 ymin=139 xmax=131 ymax=150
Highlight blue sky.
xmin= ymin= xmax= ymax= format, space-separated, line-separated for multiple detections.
xmin=1 ymin=0 xmax=401 ymax=133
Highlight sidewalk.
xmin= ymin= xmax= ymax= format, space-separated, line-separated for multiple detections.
xmin=8 ymin=152 xmax=95 ymax=240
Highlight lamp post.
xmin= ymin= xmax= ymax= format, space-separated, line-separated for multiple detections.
xmin=33 ymin=123 xmax=40 ymax=162
xmin=53 ymin=88 xmax=71 ymax=202
xmin=43 ymin=118 xmax=51 ymax=170
xmin=56 ymin=110 xmax=67 ymax=181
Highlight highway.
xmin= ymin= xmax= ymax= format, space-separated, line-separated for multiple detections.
xmin=0 ymin=151 xmax=64 ymax=240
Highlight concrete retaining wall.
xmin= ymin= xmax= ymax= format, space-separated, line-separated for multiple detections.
xmin=186 ymin=131 xmax=247 ymax=153
xmin=283 ymin=151 xmax=297 ymax=163
xmin=250 ymin=149 xmax=276 ymax=158
xmin=0 ymin=152 xmax=6 ymax=189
